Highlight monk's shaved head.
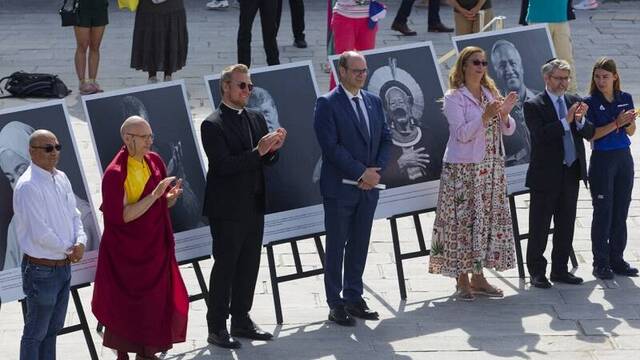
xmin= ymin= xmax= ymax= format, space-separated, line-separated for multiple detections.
xmin=120 ymin=116 xmax=150 ymax=139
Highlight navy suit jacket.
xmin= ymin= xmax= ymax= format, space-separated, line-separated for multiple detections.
xmin=314 ymin=85 xmax=392 ymax=200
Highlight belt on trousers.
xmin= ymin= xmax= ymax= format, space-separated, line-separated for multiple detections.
xmin=24 ymin=254 xmax=70 ymax=267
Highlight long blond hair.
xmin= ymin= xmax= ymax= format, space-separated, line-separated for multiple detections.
xmin=448 ymin=46 xmax=500 ymax=98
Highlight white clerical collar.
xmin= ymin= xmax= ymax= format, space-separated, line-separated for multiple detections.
xmin=222 ymin=101 xmax=244 ymax=114
xmin=342 ymin=85 xmax=362 ymax=100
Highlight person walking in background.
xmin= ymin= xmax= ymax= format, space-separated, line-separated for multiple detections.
xmin=391 ymin=0 xmax=453 ymax=36
xmin=74 ymin=0 xmax=109 ymax=95
xmin=524 ymin=59 xmax=594 ymax=289
xmin=447 ymin=0 xmax=493 ymax=35
xmin=15 ymin=129 xmax=86 ymax=359
xmin=583 ymin=57 xmax=637 ymax=279
xmin=428 ymin=46 xmax=518 ymax=301
xmin=237 ymin=0 xmax=280 ymax=67
xmin=131 ymin=0 xmax=188 ymax=83
xmin=519 ymin=0 xmax=578 ymax=93
xmin=329 ymin=0 xmax=381 ymax=88
xmin=276 ymin=0 xmax=307 ymax=48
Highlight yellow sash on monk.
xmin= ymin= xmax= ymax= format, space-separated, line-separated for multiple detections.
xmin=124 ymin=156 xmax=151 ymax=205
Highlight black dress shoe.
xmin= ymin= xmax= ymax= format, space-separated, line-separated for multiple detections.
xmin=612 ymin=262 xmax=639 ymax=276
xmin=293 ymin=38 xmax=307 ymax=48
xmin=428 ymin=23 xmax=454 ymax=33
xmin=230 ymin=320 xmax=273 ymax=341
xmin=391 ymin=22 xmax=417 ymax=36
xmin=593 ymin=266 xmax=614 ymax=280
xmin=207 ymin=329 xmax=241 ymax=349
xmin=328 ymin=306 xmax=356 ymax=326
xmin=345 ymin=299 xmax=379 ymax=320
xmin=530 ymin=275 xmax=552 ymax=289
xmin=550 ymin=272 xmax=583 ymax=285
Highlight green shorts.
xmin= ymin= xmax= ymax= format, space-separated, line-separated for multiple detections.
xmin=76 ymin=1 xmax=109 ymax=28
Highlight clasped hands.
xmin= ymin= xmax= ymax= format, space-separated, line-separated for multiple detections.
xmin=482 ymin=91 xmax=518 ymax=127
xmin=257 ymin=128 xmax=287 ymax=156
xmin=358 ymin=167 xmax=381 ymax=191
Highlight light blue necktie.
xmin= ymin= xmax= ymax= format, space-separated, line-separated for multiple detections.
xmin=557 ymin=97 xmax=576 ymax=166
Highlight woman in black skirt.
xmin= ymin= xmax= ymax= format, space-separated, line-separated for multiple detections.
xmin=131 ymin=0 xmax=188 ymax=82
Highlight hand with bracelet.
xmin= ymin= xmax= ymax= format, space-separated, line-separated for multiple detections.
xmin=614 ymin=109 xmax=635 ymax=131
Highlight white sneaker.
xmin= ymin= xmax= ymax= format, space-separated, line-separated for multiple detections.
xmin=574 ymin=0 xmax=599 ymax=10
xmin=206 ymin=0 xmax=229 ymax=9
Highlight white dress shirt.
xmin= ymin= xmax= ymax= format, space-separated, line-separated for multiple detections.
xmin=13 ymin=163 xmax=86 ymax=260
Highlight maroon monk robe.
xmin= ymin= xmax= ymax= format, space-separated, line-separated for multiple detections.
xmin=92 ymin=147 xmax=188 ymax=352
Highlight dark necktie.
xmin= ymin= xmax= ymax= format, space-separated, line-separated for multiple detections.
xmin=352 ymin=96 xmax=370 ymax=141
xmin=557 ymin=97 xmax=576 ymax=166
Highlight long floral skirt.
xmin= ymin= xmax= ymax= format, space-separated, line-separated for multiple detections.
xmin=428 ymin=153 xmax=516 ymax=277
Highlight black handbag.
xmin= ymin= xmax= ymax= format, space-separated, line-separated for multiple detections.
xmin=59 ymin=0 xmax=79 ymax=27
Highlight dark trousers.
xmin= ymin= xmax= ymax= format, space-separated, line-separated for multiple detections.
xmin=323 ymin=193 xmax=378 ymax=308
xmin=206 ymin=210 xmax=264 ymax=332
xmin=393 ymin=0 xmax=441 ymax=27
xmin=276 ymin=0 xmax=305 ymax=41
xmin=527 ymin=163 xmax=580 ymax=277
xmin=589 ymin=148 xmax=634 ymax=268
xmin=238 ymin=0 xmax=280 ymax=67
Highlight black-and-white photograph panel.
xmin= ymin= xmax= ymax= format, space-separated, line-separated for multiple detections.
xmin=329 ymin=42 xmax=449 ymax=218
xmin=205 ymin=61 xmax=325 ymax=244
xmin=82 ymin=81 xmax=211 ymax=262
xmin=453 ymin=24 xmax=556 ymax=193
xmin=0 ymin=100 xmax=101 ymax=302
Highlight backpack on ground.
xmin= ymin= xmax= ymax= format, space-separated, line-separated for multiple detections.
xmin=0 ymin=71 xmax=72 ymax=99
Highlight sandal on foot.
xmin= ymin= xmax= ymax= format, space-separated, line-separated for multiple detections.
xmin=470 ymin=284 xmax=504 ymax=298
xmin=455 ymin=286 xmax=476 ymax=302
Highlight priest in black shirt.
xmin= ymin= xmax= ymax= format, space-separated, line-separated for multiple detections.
xmin=201 ymin=64 xmax=287 ymax=348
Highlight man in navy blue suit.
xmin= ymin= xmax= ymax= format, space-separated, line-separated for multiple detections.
xmin=314 ymin=51 xmax=392 ymax=326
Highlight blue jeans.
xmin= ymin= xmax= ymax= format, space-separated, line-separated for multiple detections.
xmin=20 ymin=259 xmax=71 ymax=360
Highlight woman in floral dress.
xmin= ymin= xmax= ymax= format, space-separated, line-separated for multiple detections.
xmin=428 ymin=46 xmax=519 ymax=301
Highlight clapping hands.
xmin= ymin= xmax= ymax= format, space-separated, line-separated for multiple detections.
xmin=257 ymin=128 xmax=287 ymax=155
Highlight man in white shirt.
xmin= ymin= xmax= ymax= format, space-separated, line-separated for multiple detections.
xmin=13 ymin=129 xmax=86 ymax=360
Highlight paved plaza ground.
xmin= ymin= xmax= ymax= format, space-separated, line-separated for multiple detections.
xmin=1 ymin=0 xmax=640 ymax=359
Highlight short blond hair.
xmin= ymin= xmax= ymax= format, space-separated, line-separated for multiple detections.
xmin=220 ymin=64 xmax=249 ymax=95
